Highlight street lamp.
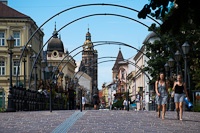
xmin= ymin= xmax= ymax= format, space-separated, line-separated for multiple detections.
xmin=59 ymin=71 xmax=64 ymax=90
xmin=65 ymin=74 xmax=70 ymax=109
xmin=125 ymin=71 xmax=130 ymax=111
xmin=54 ymin=68 xmax=59 ymax=84
xmin=32 ymin=54 xmax=37 ymax=90
xmin=48 ymin=64 xmax=53 ymax=112
xmin=65 ymin=74 xmax=69 ymax=91
xmin=73 ymin=77 xmax=80 ymax=111
xmin=21 ymin=46 xmax=28 ymax=89
xmin=41 ymin=59 xmax=46 ymax=81
xmin=168 ymin=58 xmax=175 ymax=78
xmin=164 ymin=63 xmax=169 ymax=80
xmin=182 ymin=42 xmax=190 ymax=90
xmin=6 ymin=35 xmax=15 ymax=112
xmin=164 ymin=62 xmax=175 ymax=111
xmin=174 ymin=50 xmax=181 ymax=76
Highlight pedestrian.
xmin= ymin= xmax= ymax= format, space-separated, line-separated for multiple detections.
xmin=155 ymin=72 xmax=168 ymax=119
xmin=123 ymin=99 xmax=128 ymax=110
xmin=172 ymin=74 xmax=189 ymax=121
xmin=82 ymin=94 xmax=86 ymax=110
xmin=93 ymin=93 xmax=99 ymax=110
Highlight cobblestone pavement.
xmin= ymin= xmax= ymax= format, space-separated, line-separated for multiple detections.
xmin=0 ymin=110 xmax=200 ymax=133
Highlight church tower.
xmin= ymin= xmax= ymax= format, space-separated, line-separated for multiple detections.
xmin=80 ymin=29 xmax=98 ymax=96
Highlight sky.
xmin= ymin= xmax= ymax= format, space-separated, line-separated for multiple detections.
xmin=8 ymin=0 xmax=157 ymax=90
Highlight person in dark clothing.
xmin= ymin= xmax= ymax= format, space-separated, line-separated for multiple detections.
xmin=93 ymin=93 xmax=99 ymax=110
xmin=172 ymin=74 xmax=189 ymax=121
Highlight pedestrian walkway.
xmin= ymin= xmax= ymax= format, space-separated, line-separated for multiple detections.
xmin=0 ymin=110 xmax=200 ymax=133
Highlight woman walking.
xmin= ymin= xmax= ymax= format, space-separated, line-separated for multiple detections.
xmin=155 ymin=73 xmax=168 ymax=120
xmin=172 ymin=74 xmax=189 ymax=120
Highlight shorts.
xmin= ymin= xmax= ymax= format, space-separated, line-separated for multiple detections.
xmin=156 ymin=95 xmax=168 ymax=105
xmin=174 ymin=93 xmax=185 ymax=103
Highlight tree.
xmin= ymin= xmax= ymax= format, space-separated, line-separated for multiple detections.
xmin=138 ymin=0 xmax=200 ymax=34
xmin=138 ymin=1 xmax=200 ymax=91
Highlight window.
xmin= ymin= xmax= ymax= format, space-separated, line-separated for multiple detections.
xmin=0 ymin=60 xmax=5 ymax=75
xmin=0 ymin=31 xmax=5 ymax=46
xmin=121 ymin=70 xmax=125 ymax=79
xmin=13 ymin=31 xmax=20 ymax=46
xmin=13 ymin=60 xmax=20 ymax=75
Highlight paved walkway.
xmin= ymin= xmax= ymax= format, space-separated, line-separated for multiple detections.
xmin=0 ymin=110 xmax=200 ymax=133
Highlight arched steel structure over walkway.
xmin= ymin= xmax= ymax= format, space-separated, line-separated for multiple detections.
xmin=17 ymin=3 xmax=162 ymax=87
xmin=27 ymin=13 xmax=169 ymax=88
xmin=16 ymin=3 xmax=186 ymax=89
xmin=60 ymin=41 xmax=149 ymax=72
xmin=73 ymin=57 xmax=151 ymax=81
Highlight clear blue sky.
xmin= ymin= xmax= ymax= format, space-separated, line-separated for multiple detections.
xmin=9 ymin=0 xmax=156 ymax=90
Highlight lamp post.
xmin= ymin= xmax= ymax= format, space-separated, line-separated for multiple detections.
xmin=168 ymin=58 xmax=175 ymax=78
xmin=54 ymin=68 xmax=59 ymax=86
xmin=48 ymin=64 xmax=53 ymax=112
xmin=125 ymin=72 xmax=129 ymax=111
xmin=6 ymin=35 xmax=15 ymax=112
xmin=32 ymin=54 xmax=37 ymax=90
xmin=41 ymin=59 xmax=46 ymax=82
xmin=182 ymin=42 xmax=190 ymax=91
xmin=73 ymin=77 xmax=79 ymax=111
xmin=59 ymin=71 xmax=64 ymax=91
xmin=174 ymin=50 xmax=181 ymax=76
xmin=127 ymin=86 xmax=129 ymax=111
xmin=164 ymin=63 xmax=169 ymax=80
xmin=59 ymin=72 xmax=64 ymax=109
xmin=21 ymin=46 xmax=28 ymax=89
xmin=65 ymin=74 xmax=69 ymax=109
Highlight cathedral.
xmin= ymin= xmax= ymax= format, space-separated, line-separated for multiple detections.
xmin=79 ymin=29 xmax=98 ymax=96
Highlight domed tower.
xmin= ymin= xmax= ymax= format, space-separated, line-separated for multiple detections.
xmin=47 ymin=23 xmax=64 ymax=58
xmin=80 ymin=28 xmax=98 ymax=95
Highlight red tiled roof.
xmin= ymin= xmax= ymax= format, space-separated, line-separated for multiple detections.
xmin=0 ymin=2 xmax=29 ymax=18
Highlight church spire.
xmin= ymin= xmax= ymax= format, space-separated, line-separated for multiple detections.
xmin=53 ymin=22 xmax=58 ymax=37
xmin=86 ymin=27 xmax=91 ymax=41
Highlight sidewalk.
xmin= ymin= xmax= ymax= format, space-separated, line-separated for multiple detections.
xmin=0 ymin=110 xmax=200 ymax=133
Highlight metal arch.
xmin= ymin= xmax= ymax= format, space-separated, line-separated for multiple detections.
xmin=28 ymin=13 xmax=174 ymax=89
xmin=19 ymin=3 xmax=161 ymax=67
xmin=73 ymin=58 xmax=150 ymax=81
xmin=60 ymin=41 xmax=149 ymax=72
xmin=28 ymin=13 xmax=159 ymax=88
xmin=19 ymin=3 xmax=162 ymax=86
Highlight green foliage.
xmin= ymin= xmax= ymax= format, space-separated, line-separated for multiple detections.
xmin=193 ymin=69 xmax=200 ymax=90
xmin=143 ymin=20 xmax=200 ymax=90
xmin=193 ymin=103 xmax=200 ymax=112
xmin=139 ymin=0 xmax=199 ymax=34
xmin=0 ymin=108 xmax=5 ymax=112
xmin=112 ymin=99 xmax=123 ymax=109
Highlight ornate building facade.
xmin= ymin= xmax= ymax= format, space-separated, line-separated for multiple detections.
xmin=0 ymin=2 xmax=44 ymax=108
xmin=46 ymin=24 xmax=77 ymax=109
xmin=112 ymin=48 xmax=128 ymax=93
